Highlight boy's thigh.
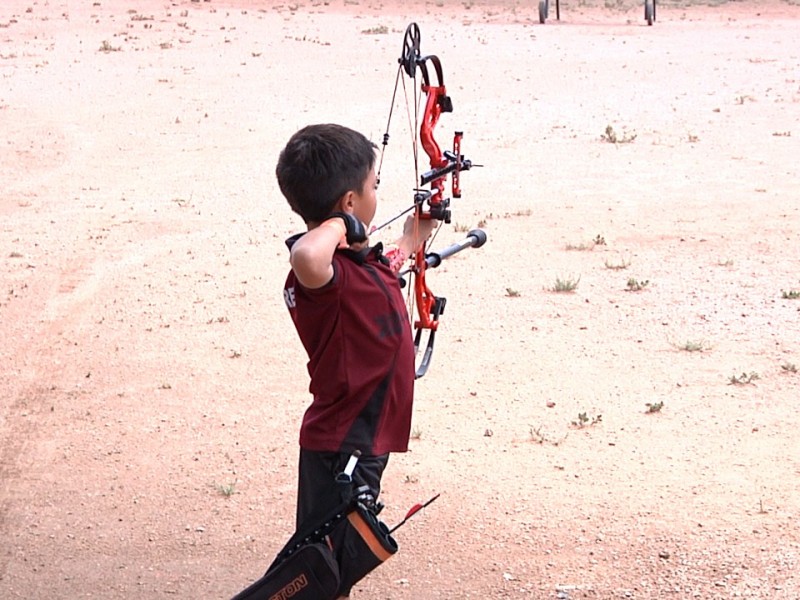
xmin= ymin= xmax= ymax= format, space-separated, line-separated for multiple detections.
xmin=296 ymin=449 xmax=388 ymax=528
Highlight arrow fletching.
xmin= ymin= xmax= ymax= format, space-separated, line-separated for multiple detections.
xmin=388 ymin=493 xmax=440 ymax=534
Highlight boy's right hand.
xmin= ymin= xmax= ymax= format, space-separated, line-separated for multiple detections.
xmin=330 ymin=212 xmax=368 ymax=246
xmin=290 ymin=213 xmax=369 ymax=289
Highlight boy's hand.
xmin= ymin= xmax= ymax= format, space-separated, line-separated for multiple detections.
xmin=290 ymin=213 xmax=369 ymax=289
xmin=401 ymin=215 xmax=438 ymax=252
xmin=329 ymin=212 xmax=368 ymax=246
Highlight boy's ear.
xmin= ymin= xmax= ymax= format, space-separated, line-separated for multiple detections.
xmin=336 ymin=191 xmax=356 ymax=214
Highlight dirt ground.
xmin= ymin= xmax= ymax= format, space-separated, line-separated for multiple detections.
xmin=1 ymin=0 xmax=799 ymax=598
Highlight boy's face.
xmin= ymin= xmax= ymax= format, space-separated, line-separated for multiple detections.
xmin=352 ymin=168 xmax=378 ymax=226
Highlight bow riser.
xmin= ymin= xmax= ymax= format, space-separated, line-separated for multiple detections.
xmin=412 ymin=249 xmax=438 ymax=332
xmin=420 ymin=85 xmax=449 ymax=223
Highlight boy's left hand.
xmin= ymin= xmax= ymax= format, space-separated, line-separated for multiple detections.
xmin=401 ymin=215 xmax=438 ymax=251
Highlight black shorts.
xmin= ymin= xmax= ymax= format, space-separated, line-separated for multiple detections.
xmin=296 ymin=449 xmax=389 ymax=531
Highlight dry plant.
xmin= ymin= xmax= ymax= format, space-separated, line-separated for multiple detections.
xmin=529 ymin=425 xmax=567 ymax=446
xmin=99 ymin=40 xmax=121 ymax=53
xmin=729 ymin=371 xmax=759 ymax=385
xmin=601 ymin=125 xmax=636 ymax=144
xmin=673 ymin=339 xmax=710 ymax=353
xmin=361 ymin=25 xmax=389 ymax=34
xmin=605 ymin=256 xmax=631 ymax=270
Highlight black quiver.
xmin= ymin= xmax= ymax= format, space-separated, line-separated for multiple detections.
xmin=231 ymin=484 xmax=398 ymax=600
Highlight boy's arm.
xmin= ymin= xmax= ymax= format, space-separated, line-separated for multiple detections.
xmin=384 ymin=216 xmax=437 ymax=274
xmin=290 ymin=213 xmax=369 ymax=289
xmin=289 ymin=219 xmax=347 ymax=289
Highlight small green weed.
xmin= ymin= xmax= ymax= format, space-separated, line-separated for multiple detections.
xmin=780 ymin=362 xmax=797 ymax=373
xmin=550 ymin=276 xmax=580 ymax=293
xmin=571 ymin=412 xmax=602 ymax=428
xmin=410 ymin=426 xmax=423 ymax=440
xmin=645 ymin=401 xmax=664 ymax=413
xmin=781 ymin=290 xmax=800 ymax=299
xmin=361 ymin=25 xmax=389 ymax=35
xmin=217 ymin=482 xmax=236 ymax=497
xmin=729 ymin=371 xmax=759 ymax=385
xmin=626 ymin=278 xmax=649 ymax=292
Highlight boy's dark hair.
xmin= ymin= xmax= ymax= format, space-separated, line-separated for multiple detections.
xmin=276 ymin=124 xmax=377 ymax=223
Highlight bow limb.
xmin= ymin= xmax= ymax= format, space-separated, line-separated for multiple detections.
xmin=420 ymin=85 xmax=447 ymax=171
xmin=411 ymin=245 xmax=442 ymax=379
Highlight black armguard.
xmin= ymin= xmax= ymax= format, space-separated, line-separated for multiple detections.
xmin=329 ymin=212 xmax=368 ymax=245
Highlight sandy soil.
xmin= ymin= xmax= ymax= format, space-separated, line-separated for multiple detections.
xmin=2 ymin=0 xmax=799 ymax=598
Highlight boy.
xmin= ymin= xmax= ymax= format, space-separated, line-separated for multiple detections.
xmin=276 ymin=124 xmax=434 ymax=597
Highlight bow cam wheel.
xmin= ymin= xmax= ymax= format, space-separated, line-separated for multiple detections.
xmin=400 ymin=23 xmax=421 ymax=77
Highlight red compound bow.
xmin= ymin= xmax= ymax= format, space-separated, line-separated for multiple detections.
xmin=376 ymin=23 xmax=487 ymax=379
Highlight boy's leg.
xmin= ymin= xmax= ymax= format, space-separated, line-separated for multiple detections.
xmin=296 ymin=449 xmax=390 ymax=597
xmin=296 ymin=449 xmax=389 ymax=531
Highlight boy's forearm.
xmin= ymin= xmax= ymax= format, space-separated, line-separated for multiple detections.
xmin=290 ymin=219 xmax=347 ymax=288
xmin=385 ymin=232 xmax=421 ymax=275
xmin=393 ymin=221 xmax=433 ymax=256
xmin=392 ymin=233 xmax=418 ymax=258
xmin=385 ymin=216 xmax=437 ymax=274
xmin=292 ymin=219 xmax=345 ymax=261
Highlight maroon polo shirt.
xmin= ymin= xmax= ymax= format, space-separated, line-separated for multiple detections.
xmin=283 ymin=239 xmax=415 ymax=456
